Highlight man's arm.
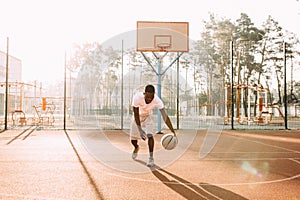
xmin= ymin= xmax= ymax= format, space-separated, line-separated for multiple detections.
xmin=160 ymin=108 xmax=176 ymax=135
xmin=133 ymin=106 xmax=146 ymax=140
xmin=133 ymin=106 xmax=142 ymax=130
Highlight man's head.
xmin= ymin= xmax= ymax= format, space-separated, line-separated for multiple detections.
xmin=144 ymin=85 xmax=155 ymax=104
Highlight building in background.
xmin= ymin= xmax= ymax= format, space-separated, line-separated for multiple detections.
xmin=0 ymin=51 xmax=22 ymax=115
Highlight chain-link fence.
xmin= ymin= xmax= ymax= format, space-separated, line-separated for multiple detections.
xmin=1 ymin=34 xmax=300 ymax=130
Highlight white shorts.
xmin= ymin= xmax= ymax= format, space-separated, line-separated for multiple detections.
xmin=130 ymin=115 xmax=154 ymax=140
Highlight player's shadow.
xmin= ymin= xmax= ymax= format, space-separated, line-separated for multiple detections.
xmin=135 ymin=160 xmax=248 ymax=200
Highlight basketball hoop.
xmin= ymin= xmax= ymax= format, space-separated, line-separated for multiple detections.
xmin=156 ymin=43 xmax=171 ymax=52
xmin=136 ymin=21 xmax=189 ymax=52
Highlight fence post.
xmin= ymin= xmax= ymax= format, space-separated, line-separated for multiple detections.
xmin=230 ymin=41 xmax=235 ymax=130
xmin=283 ymin=42 xmax=288 ymax=129
xmin=4 ymin=37 xmax=9 ymax=130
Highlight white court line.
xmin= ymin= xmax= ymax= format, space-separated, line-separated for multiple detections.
xmin=198 ymin=151 xmax=300 ymax=160
xmin=222 ymin=131 xmax=300 ymax=143
xmin=89 ymin=163 xmax=300 ymax=187
xmin=200 ymin=151 xmax=300 ymax=154
xmin=84 ymin=131 xmax=300 ymax=187
xmin=0 ymin=193 xmax=67 ymax=200
xmin=88 ymin=153 xmax=300 ymax=187
xmin=289 ymin=158 xmax=300 ymax=164
xmin=226 ymin=134 xmax=300 ymax=153
xmin=202 ymin=157 xmax=300 ymax=160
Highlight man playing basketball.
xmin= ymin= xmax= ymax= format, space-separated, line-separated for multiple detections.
xmin=130 ymin=84 xmax=176 ymax=167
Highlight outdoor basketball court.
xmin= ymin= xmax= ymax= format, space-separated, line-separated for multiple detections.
xmin=0 ymin=128 xmax=299 ymax=199
xmin=0 ymin=20 xmax=299 ymax=200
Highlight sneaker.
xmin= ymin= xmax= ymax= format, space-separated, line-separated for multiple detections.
xmin=132 ymin=146 xmax=139 ymax=159
xmin=146 ymin=157 xmax=154 ymax=167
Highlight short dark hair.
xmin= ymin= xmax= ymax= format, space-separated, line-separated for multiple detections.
xmin=145 ymin=85 xmax=155 ymax=93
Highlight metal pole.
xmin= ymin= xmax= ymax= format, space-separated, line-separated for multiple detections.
xmin=121 ymin=40 xmax=124 ymax=129
xmin=283 ymin=42 xmax=288 ymax=129
xmin=63 ymin=51 xmax=67 ymax=130
xmin=34 ymin=80 xmax=37 ymax=105
xmin=4 ymin=37 xmax=9 ymax=130
xmin=176 ymin=53 xmax=180 ymax=130
xmin=230 ymin=41 xmax=235 ymax=130
xmin=157 ymin=58 xmax=162 ymax=133
xmin=141 ymin=52 xmax=182 ymax=132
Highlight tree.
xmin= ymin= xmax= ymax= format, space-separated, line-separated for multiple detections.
xmin=193 ymin=14 xmax=219 ymax=115
xmin=283 ymin=30 xmax=300 ymax=97
xmin=102 ymin=47 xmax=122 ymax=111
xmin=234 ymin=13 xmax=264 ymax=117
xmin=193 ymin=14 xmax=235 ymax=116
xmin=262 ymin=16 xmax=284 ymax=105
xmin=71 ymin=43 xmax=103 ymax=116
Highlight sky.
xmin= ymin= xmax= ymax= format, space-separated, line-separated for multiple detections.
xmin=0 ymin=0 xmax=300 ymax=82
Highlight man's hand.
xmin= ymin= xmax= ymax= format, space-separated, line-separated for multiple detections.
xmin=171 ymin=131 xmax=176 ymax=137
xmin=160 ymin=108 xmax=176 ymax=137
xmin=133 ymin=106 xmax=146 ymax=140
xmin=139 ymin=129 xmax=146 ymax=140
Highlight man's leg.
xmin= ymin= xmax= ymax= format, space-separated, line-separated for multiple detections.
xmin=147 ymin=135 xmax=154 ymax=156
xmin=130 ymin=116 xmax=140 ymax=159
xmin=131 ymin=140 xmax=139 ymax=159
xmin=144 ymin=116 xmax=155 ymax=167
xmin=147 ymin=135 xmax=154 ymax=167
xmin=131 ymin=139 xmax=138 ymax=148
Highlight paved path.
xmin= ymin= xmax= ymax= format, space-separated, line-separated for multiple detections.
xmin=0 ymin=128 xmax=299 ymax=199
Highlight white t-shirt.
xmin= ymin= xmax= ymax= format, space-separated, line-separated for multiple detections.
xmin=132 ymin=92 xmax=164 ymax=116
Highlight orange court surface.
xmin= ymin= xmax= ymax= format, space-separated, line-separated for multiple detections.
xmin=0 ymin=128 xmax=299 ymax=200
